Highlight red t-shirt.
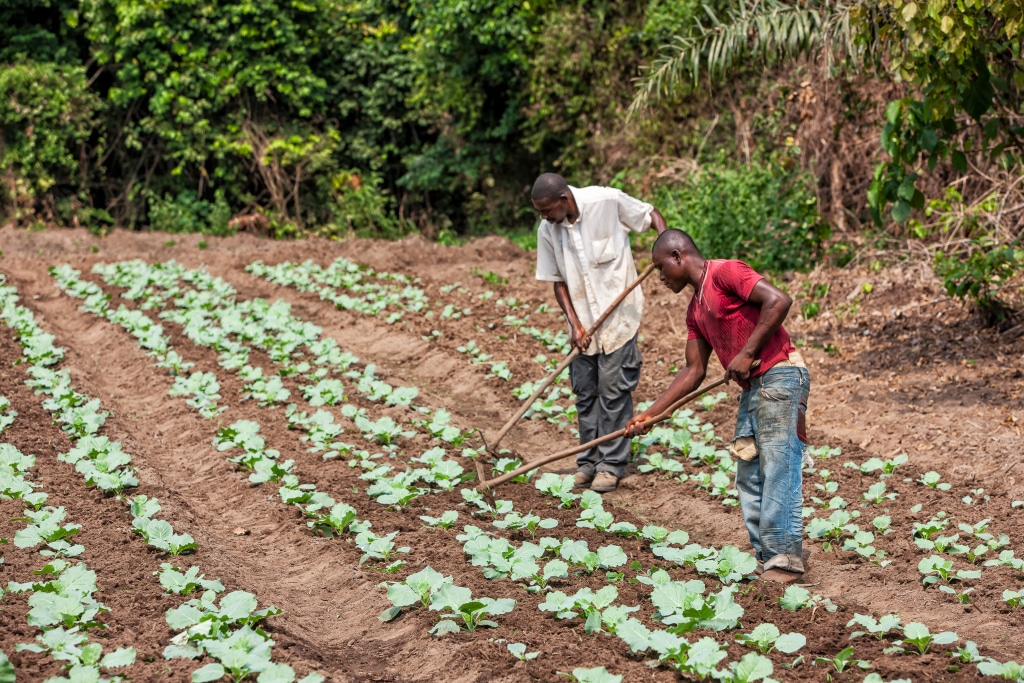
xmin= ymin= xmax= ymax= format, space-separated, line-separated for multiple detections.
xmin=685 ymin=259 xmax=794 ymax=387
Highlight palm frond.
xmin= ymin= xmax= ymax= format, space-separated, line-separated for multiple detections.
xmin=629 ymin=0 xmax=861 ymax=117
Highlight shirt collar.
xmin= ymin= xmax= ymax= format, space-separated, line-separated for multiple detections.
xmin=567 ymin=185 xmax=583 ymax=226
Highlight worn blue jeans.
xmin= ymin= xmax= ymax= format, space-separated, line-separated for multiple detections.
xmin=734 ymin=365 xmax=810 ymax=569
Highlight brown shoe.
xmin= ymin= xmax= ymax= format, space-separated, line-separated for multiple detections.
xmin=591 ymin=472 xmax=618 ymax=492
xmin=759 ymin=554 xmax=804 ymax=584
xmin=760 ymin=568 xmax=803 ymax=585
xmin=573 ymin=469 xmax=594 ymax=489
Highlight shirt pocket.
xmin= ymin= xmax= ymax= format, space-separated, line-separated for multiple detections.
xmin=589 ymin=235 xmax=619 ymax=265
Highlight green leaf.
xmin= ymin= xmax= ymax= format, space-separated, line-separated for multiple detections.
xmin=429 ymin=619 xmax=462 ymax=636
xmin=960 ymin=53 xmax=993 ymax=122
xmin=0 ymin=651 xmax=13 ymax=683
xmin=100 ymin=647 xmax=136 ymax=669
xmin=192 ymin=662 xmax=226 ymax=682
xmin=257 ymin=662 xmax=296 ymax=683
xmin=378 ymin=606 xmax=403 ymax=622
xmin=596 ymin=545 xmax=627 ymax=568
xmin=570 ymin=666 xmax=623 ymax=683
xmin=459 ymin=600 xmax=486 ymax=615
xmin=779 ymin=585 xmax=810 ymax=611
xmin=891 ymin=201 xmax=912 ymax=224
xmin=218 ymin=591 xmax=258 ymax=620
xmin=897 ymin=174 xmax=918 ymax=201
xmin=166 ymin=604 xmax=203 ymax=630
xmin=775 ymin=632 xmax=806 ymax=653
xmin=386 ymin=583 xmax=420 ymax=608
xmin=885 ymin=100 xmax=902 ymax=126
xmin=733 ymin=652 xmax=773 ymax=681
xmin=81 ymin=642 xmax=103 ymax=667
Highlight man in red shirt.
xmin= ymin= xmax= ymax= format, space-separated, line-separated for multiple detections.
xmin=625 ymin=229 xmax=810 ymax=583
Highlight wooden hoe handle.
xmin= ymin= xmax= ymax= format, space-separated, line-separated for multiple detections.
xmin=478 ymin=373 xmax=731 ymax=492
xmin=487 ymin=262 xmax=656 ymax=451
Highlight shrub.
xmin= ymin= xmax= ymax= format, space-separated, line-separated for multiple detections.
xmin=148 ymin=190 xmax=234 ymax=236
xmin=0 ymin=62 xmax=100 ymax=223
xmin=646 ymin=160 xmax=830 ymax=273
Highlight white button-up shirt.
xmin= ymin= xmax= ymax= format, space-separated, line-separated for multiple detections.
xmin=535 ymin=185 xmax=653 ymax=355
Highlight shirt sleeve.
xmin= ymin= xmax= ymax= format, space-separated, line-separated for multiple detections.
xmin=716 ymin=260 xmax=764 ymax=301
xmin=685 ymin=298 xmax=704 ymax=341
xmin=615 ymin=190 xmax=653 ymax=233
xmin=535 ymin=222 xmax=564 ymax=282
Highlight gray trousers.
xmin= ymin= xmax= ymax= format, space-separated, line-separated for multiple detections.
xmin=570 ymin=335 xmax=642 ymax=478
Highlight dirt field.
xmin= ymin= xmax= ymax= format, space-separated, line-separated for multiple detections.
xmin=1 ymin=225 xmax=1022 ymax=682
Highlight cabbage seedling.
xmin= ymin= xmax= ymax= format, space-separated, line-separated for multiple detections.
xmin=156 ymin=564 xmax=225 ymax=595
xmin=812 ymin=646 xmax=870 ymax=672
xmin=718 ymin=652 xmax=775 ymax=683
xmin=778 ymin=585 xmax=836 ymax=612
xmin=918 ymin=471 xmax=952 ymax=490
xmin=1003 ymin=589 xmax=1024 ymax=609
xmin=638 ymin=452 xmax=684 ymax=475
xmin=420 ymin=510 xmax=459 ymax=529
xmin=985 ymin=550 xmax=1024 ymax=570
xmin=847 ymin=613 xmax=901 ymax=640
xmin=977 ymin=660 xmax=1024 ymax=680
xmin=735 ymin=623 xmax=806 ymax=654
xmin=896 ymin=622 xmax=958 ymax=655
xmin=379 ymin=566 xmax=453 ymax=621
xmin=529 ymin=559 xmax=569 ymax=591
xmin=918 ymin=555 xmax=981 ymax=588
xmin=355 ymin=530 xmax=409 ymax=564
xmin=862 ymin=481 xmax=897 ymax=505
xmin=844 ymin=453 xmax=907 ymax=476
xmin=428 ymin=584 xmax=515 ymax=634
xmin=535 ymin=473 xmax=580 ymax=508
xmin=507 ymin=643 xmax=539 ymax=661
xmin=556 ymin=666 xmax=623 ymax=683
xmin=132 ymin=517 xmax=197 ymax=555
xmin=493 ymin=512 xmax=558 ymax=539
xmin=0 ymin=396 xmax=16 ymax=432
xmin=694 ymin=546 xmax=757 ymax=584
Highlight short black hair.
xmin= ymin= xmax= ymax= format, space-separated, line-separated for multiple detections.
xmin=531 ymin=173 xmax=569 ymax=202
xmin=653 ymin=228 xmax=701 ymax=257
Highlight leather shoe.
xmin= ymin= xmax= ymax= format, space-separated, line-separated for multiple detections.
xmin=591 ymin=472 xmax=618 ymax=492
xmin=573 ymin=469 xmax=594 ymax=489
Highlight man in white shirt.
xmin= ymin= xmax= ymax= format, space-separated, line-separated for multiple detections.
xmin=532 ymin=172 xmax=667 ymax=492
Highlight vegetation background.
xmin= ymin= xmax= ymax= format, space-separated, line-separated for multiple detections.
xmin=1 ymin=0 xmax=1022 ymax=322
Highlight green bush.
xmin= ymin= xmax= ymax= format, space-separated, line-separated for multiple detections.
xmin=319 ymin=170 xmax=410 ymax=239
xmin=148 ymin=191 xmax=234 ymax=236
xmin=643 ymin=161 xmax=829 ymax=273
xmin=0 ymin=62 xmax=99 ymax=222
xmin=933 ymin=240 xmax=1023 ymax=325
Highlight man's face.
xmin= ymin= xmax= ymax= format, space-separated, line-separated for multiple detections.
xmin=533 ymin=194 xmax=570 ymax=225
xmin=654 ymin=248 xmax=687 ymax=294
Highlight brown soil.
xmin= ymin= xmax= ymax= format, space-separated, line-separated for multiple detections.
xmin=0 ymin=225 xmax=1021 ymax=682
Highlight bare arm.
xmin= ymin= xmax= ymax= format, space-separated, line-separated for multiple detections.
xmin=625 ymin=337 xmax=712 ymax=436
xmin=649 ymin=208 xmax=667 ymax=235
xmin=553 ymin=281 xmax=590 ymax=352
xmin=725 ymin=279 xmax=792 ymax=383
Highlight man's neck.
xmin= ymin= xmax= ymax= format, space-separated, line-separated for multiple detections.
xmin=686 ymin=257 xmax=706 ymax=288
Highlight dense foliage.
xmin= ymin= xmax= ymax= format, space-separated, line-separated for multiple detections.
xmin=2 ymin=0 xmax=1022 ymax=306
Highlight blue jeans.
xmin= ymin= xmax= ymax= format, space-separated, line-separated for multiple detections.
xmin=733 ymin=365 xmax=810 ymax=569
xmin=570 ymin=335 xmax=642 ymax=478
